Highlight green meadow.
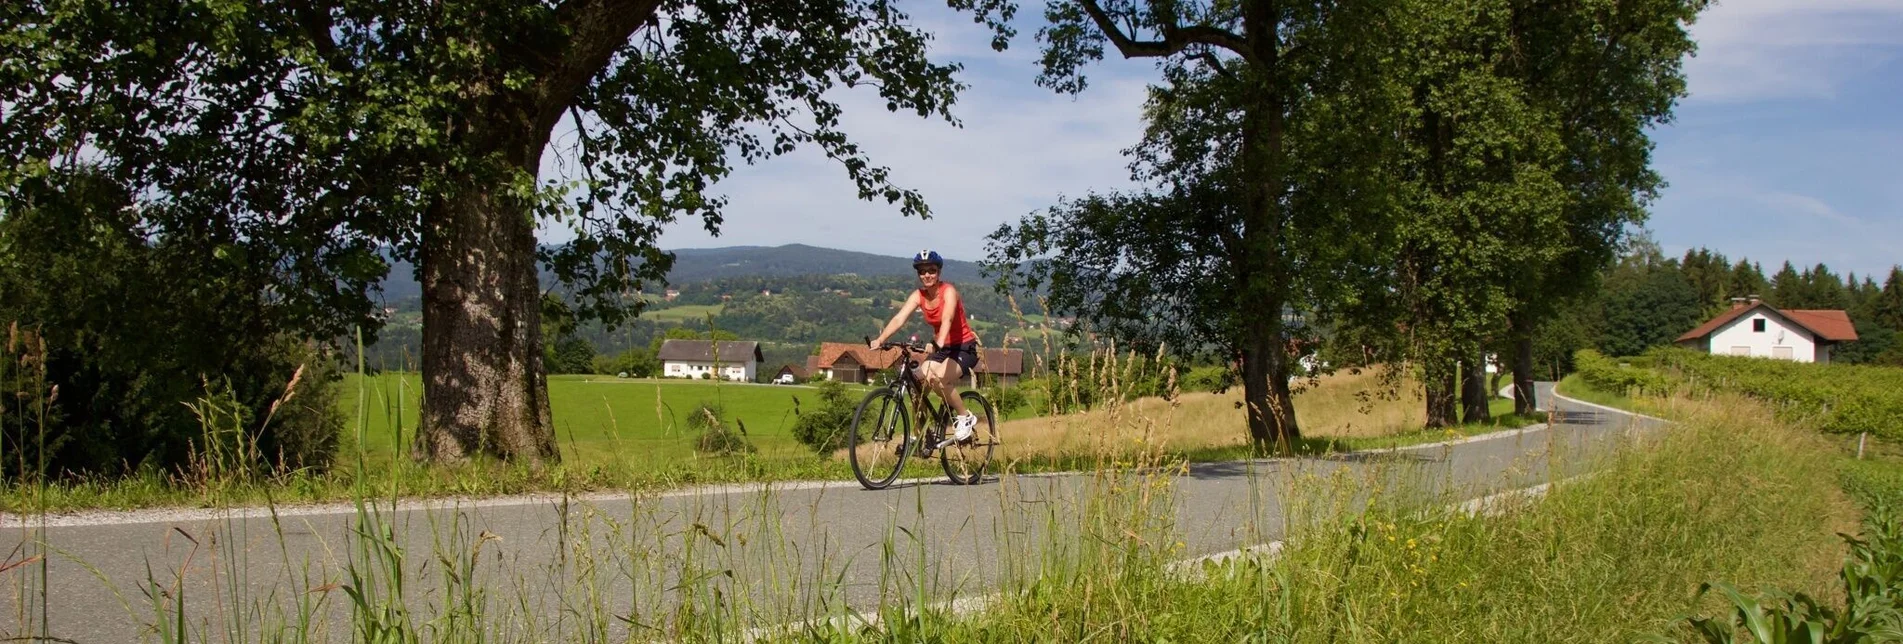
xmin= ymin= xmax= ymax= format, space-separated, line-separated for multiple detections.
xmin=340 ymin=373 xmax=865 ymax=469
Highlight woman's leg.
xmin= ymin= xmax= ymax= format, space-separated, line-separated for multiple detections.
xmin=921 ymin=359 xmax=970 ymax=416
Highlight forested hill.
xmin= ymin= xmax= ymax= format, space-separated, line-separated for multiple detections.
xmin=363 ymin=245 xmax=1041 ymax=372
xmin=664 ymin=244 xmax=986 ymax=283
xmin=375 ymin=244 xmax=988 ymax=301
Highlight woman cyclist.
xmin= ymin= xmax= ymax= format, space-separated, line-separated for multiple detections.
xmin=870 ymin=250 xmax=980 ymax=448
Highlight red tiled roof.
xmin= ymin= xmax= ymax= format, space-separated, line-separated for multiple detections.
xmin=812 ymin=342 xmax=904 ymax=371
xmin=973 ymin=348 xmax=1024 ymax=375
xmin=1677 ymin=304 xmax=1759 ymax=342
xmin=1677 ymin=302 xmax=1858 ymax=343
xmin=1783 ymin=310 xmax=1858 ymax=342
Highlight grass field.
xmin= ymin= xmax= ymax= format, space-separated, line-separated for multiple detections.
xmin=340 ymin=374 xmax=873 ymax=477
xmin=638 ymin=303 xmax=725 ymax=322
xmin=998 ymin=369 xmax=1541 ymax=464
xmin=344 ymin=369 xmax=1539 ymax=478
xmin=0 ymin=369 xmax=1542 ymax=512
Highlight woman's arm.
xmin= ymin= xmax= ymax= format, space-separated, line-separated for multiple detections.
xmin=934 ymin=285 xmax=960 ymax=349
xmin=871 ymin=291 xmax=922 ymax=347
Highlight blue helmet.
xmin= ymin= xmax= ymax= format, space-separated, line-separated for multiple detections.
xmin=912 ymin=249 xmax=944 ymax=269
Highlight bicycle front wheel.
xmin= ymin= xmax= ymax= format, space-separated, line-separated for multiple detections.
xmin=849 ymin=389 xmax=911 ymax=490
xmin=940 ymin=390 xmax=997 ymax=485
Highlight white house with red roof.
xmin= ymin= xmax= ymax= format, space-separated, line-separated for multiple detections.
xmin=1675 ymin=297 xmax=1858 ymax=363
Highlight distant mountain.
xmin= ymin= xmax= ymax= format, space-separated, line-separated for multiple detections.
xmin=373 ymin=244 xmax=988 ymax=303
xmin=663 ymin=244 xmax=986 ymax=283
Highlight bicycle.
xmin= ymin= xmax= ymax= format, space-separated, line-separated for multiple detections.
xmin=847 ymin=338 xmax=999 ymax=490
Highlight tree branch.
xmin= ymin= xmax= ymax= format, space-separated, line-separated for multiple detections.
xmin=1193 ymin=49 xmax=1233 ymax=79
xmin=1078 ymin=0 xmax=1256 ymax=64
xmin=535 ymin=0 xmax=666 ymax=131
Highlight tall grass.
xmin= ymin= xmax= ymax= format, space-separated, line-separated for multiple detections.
xmin=0 ymin=330 xmax=1863 ymax=642
xmin=822 ymin=394 xmax=1853 ymax=643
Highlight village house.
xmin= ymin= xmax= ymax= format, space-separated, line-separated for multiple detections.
xmin=772 ymin=363 xmax=808 ymax=384
xmin=805 ymin=343 xmax=1026 ymax=387
xmin=657 ymin=340 xmax=764 ymax=381
xmin=1675 ymin=297 xmax=1858 ymax=363
xmin=806 ymin=342 xmax=903 ymax=384
xmin=971 ymin=348 xmax=1025 ymax=387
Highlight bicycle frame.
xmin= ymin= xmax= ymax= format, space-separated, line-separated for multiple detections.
xmin=883 ymin=349 xmax=953 ymax=450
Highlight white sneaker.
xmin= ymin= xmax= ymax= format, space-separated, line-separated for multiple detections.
xmin=938 ymin=413 xmax=978 ymax=448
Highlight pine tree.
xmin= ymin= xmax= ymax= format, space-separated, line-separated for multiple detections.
xmin=1728 ymin=259 xmax=1768 ymax=303
xmin=1877 ymin=267 xmax=1903 ymax=331
xmin=1769 ymin=261 xmax=1803 ymax=308
xmin=1804 ymin=263 xmax=1848 ymax=310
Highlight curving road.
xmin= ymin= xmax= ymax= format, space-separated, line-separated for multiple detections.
xmin=1 ymin=383 xmax=1656 ymax=642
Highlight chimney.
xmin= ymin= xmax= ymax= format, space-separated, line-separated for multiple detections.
xmin=1729 ymin=296 xmax=1748 ymax=309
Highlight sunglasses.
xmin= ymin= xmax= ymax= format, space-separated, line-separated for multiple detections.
xmin=916 ymin=267 xmax=940 ymax=276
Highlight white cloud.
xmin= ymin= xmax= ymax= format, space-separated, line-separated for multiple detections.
xmin=1756 ymin=191 xmax=1860 ymax=225
xmin=1684 ymin=0 xmax=1903 ymax=102
xmin=646 ymin=67 xmax=1154 ymax=262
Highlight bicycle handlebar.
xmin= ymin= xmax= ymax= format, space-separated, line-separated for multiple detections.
xmin=864 ymin=335 xmax=931 ymax=353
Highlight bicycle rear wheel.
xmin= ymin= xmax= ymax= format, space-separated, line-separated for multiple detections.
xmin=940 ymin=390 xmax=997 ymax=485
xmin=849 ymin=389 xmax=911 ymax=490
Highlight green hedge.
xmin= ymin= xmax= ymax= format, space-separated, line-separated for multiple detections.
xmin=1648 ymin=347 xmax=1903 ymax=442
xmin=1573 ymin=349 xmax=1674 ymax=397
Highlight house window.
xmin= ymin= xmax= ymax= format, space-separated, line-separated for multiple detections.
xmin=1753 ymin=319 xmax=1766 ymax=332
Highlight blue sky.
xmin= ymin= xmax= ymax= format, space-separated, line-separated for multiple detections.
xmin=578 ymin=1 xmax=1903 ymax=279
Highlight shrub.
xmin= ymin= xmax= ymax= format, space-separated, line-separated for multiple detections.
xmin=983 ymin=384 xmax=1027 ymax=418
xmin=686 ymin=402 xmax=752 ymax=456
xmin=1180 ymin=365 xmax=1231 ymax=393
xmin=1573 ymin=349 xmax=1673 ymax=397
xmin=1650 ymin=347 xmax=1903 ymax=442
xmin=0 ymin=170 xmax=345 ymax=479
xmin=789 ymin=379 xmax=855 ymax=454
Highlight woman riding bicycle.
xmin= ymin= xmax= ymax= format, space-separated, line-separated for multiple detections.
xmin=870 ymin=250 xmax=980 ymax=448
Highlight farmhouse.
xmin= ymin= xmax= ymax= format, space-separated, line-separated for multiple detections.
xmin=657 ymin=340 xmax=765 ymax=381
xmin=805 ymin=343 xmax=1026 ymax=386
xmin=972 ymin=348 xmax=1025 ymax=387
xmin=1675 ymin=297 xmax=1857 ymax=363
xmin=772 ymin=363 xmax=808 ymax=384
xmin=806 ymin=342 xmax=903 ymax=384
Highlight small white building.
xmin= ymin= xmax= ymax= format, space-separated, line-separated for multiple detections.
xmin=656 ymin=340 xmax=764 ymax=381
xmin=1675 ymin=298 xmax=1857 ymax=363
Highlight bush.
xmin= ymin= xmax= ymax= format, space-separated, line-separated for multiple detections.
xmin=789 ymin=379 xmax=855 ymax=454
xmin=1573 ymin=349 xmax=1673 ymax=397
xmin=983 ymin=384 xmax=1027 ymax=418
xmin=686 ymin=402 xmax=752 ymax=456
xmin=0 ymin=170 xmax=345 ymax=479
xmin=593 ymin=347 xmax=659 ymax=378
xmin=1180 ymin=365 xmax=1231 ymax=393
xmin=1650 ymin=347 xmax=1903 ymax=442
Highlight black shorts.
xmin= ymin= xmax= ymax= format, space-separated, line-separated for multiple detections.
xmin=928 ymin=342 xmax=979 ymax=372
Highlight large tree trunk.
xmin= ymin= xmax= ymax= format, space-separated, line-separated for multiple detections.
xmin=1240 ymin=309 xmax=1299 ymax=451
xmin=418 ymin=184 xmax=558 ymax=465
xmin=1460 ymin=353 xmax=1490 ymax=424
xmin=1425 ymin=362 xmax=1457 ymax=428
xmin=1510 ymin=322 xmax=1538 ymax=415
xmin=417 ymin=108 xmax=560 ymax=465
xmin=1235 ymin=0 xmax=1299 ymax=452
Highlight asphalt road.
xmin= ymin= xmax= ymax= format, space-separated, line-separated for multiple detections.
xmin=1 ymin=382 xmax=1656 ymax=642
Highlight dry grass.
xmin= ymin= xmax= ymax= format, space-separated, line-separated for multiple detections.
xmin=995 ymin=368 xmax=1429 ymax=461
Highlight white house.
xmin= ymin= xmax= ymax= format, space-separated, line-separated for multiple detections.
xmin=656 ymin=340 xmax=764 ymax=381
xmin=1675 ymin=298 xmax=1857 ymax=363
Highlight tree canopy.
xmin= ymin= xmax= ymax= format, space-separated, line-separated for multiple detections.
xmin=3 ymin=0 xmax=1012 ymax=463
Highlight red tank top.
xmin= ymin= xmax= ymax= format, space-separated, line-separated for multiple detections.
xmin=920 ymin=283 xmax=978 ymax=345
